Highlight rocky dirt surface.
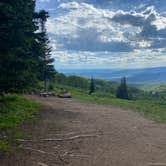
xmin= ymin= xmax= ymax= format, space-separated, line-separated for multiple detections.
xmin=1 ymin=95 xmax=166 ymax=166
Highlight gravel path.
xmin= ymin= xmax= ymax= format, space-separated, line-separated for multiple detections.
xmin=2 ymin=96 xmax=166 ymax=166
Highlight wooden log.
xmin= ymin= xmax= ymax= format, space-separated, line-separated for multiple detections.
xmin=57 ymin=93 xmax=72 ymax=98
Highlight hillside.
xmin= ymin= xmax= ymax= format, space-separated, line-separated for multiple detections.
xmin=58 ymin=67 xmax=166 ymax=83
xmin=52 ymin=73 xmax=166 ymax=102
xmin=138 ymin=83 xmax=166 ymax=92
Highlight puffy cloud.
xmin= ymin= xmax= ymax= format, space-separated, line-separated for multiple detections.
xmin=52 ymin=27 xmax=133 ymax=52
xmin=40 ymin=0 xmax=166 ymax=68
xmin=38 ymin=0 xmax=50 ymax=2
xmin=47 ymin=2 xmax=166 ymax=52
xmin=111 ymin=6 xmax=166 ymax=48
xmin=112 ymin=11 xmax=145 ymax=27
xmin=47 ymin=2 xmax=141 ymax=52
xmin=112 ymin=6 xmax=158 ymax=35
xmin=52 ymin=50 xmax=166 ymax=69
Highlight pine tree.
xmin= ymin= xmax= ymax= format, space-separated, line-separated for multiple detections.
xmin=89 ymin=77 xmax=95 ymax=95
xmin=0 ymin=0 xmax=38 ymax=93
xmin=0 ymin=1 xmax=55 ymax=94
xmin=116 ymin=77 xmax=129 ymax=100
xmin=35 ymin=10 xmax=55 ymax=92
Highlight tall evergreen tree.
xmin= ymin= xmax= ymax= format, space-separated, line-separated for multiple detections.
xmin=35 ymin=10 xmax=55 ymax=92
xmin=116 ymin=77 xmax=129 ymax=100
xmin=0 ymin=0 xmax=56 ymax=94
xmin=0 ymin=0 xmax=38 ymax=93
xmin=89 ymin=77 xmax=95 ymax=95
xmin=0 ymin=1 xmax=56 ymax=94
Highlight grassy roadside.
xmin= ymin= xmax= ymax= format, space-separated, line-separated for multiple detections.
xmin=0 ymin=95 xmax=40 ymax=153
xmin=54 ymin=84 xmax=166 ymax=123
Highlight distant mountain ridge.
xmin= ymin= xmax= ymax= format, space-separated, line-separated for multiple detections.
xmin=58 ymin=67 xmax=166 ymax=83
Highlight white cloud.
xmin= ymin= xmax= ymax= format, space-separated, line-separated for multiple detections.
xmin=47 ymin=1 xmax=166 ymax=52
xmin=43 ymin=1 xmax=166 ymax=68
xmin=153 ymin=15 xmax=166 ymax=30
xmin=112 ymin=6 xmax=166 ymax=38
xmin=47 ymin=2 xmax=139 ymax=52
xmin=52 ymin=49 xmax=166 ymax=69
xmin=38 ymin=0 xmax=50 ymax=2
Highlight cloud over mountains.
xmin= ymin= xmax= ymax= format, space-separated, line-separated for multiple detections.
xmin=37 ymin=0 xmax=166 ymax=68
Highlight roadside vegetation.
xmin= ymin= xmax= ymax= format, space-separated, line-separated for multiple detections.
xmin=0 ymin=95 xmax=40 ymax=153
xmin=48 ymin=74 xmax=166 ymax=123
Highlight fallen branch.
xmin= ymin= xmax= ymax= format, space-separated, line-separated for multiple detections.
xmin=23 ymin=147 xmax=57 ymax=157
xmin=43 ymin=134 xmax=98 ymax=141
xmin=24 ymin=147 xmax=89 ymax=160
xmin=53 ymin=145 xmax=61 ymax=150
xmin=17 ymin=134 xmax=98 ymax=142
xmin=148 ymin=163 xmax=166 ymax=166
xmin=24 ymin=147 xmax=69 ymax=165
xmin=69 ymin=154 xmax=89 ymax=158
xmin=38 ymin=162 xmax=49 ymax=166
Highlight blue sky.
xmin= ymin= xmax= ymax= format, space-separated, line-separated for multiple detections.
xmin=36 ymin=0 xmax=166 ymax=69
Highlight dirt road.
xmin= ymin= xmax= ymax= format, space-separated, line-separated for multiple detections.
xmin=2 ymin=96 xmax=166 ymax=166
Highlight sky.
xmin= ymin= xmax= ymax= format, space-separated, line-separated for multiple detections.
xmin=36 ymin=0 xmax=166 ymax=69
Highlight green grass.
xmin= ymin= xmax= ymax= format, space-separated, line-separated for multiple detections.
xmin=0 ymin=95 xmax=40 ymax=153
xmin=53 ymin=84 xmax=166 ymax=123
xmin=134 ymin=82 xmax=166 ymax=92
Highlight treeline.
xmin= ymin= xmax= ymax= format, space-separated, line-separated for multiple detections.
xmin=52 ymin=73 xmax=166 ymax=101
xmin=53 ymin=73 xmax=140 ymax=99
xmin=53 ymin=73 xmax=118 ymax=93
xmin=0 ymin=0 xmax=55 ymax=94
